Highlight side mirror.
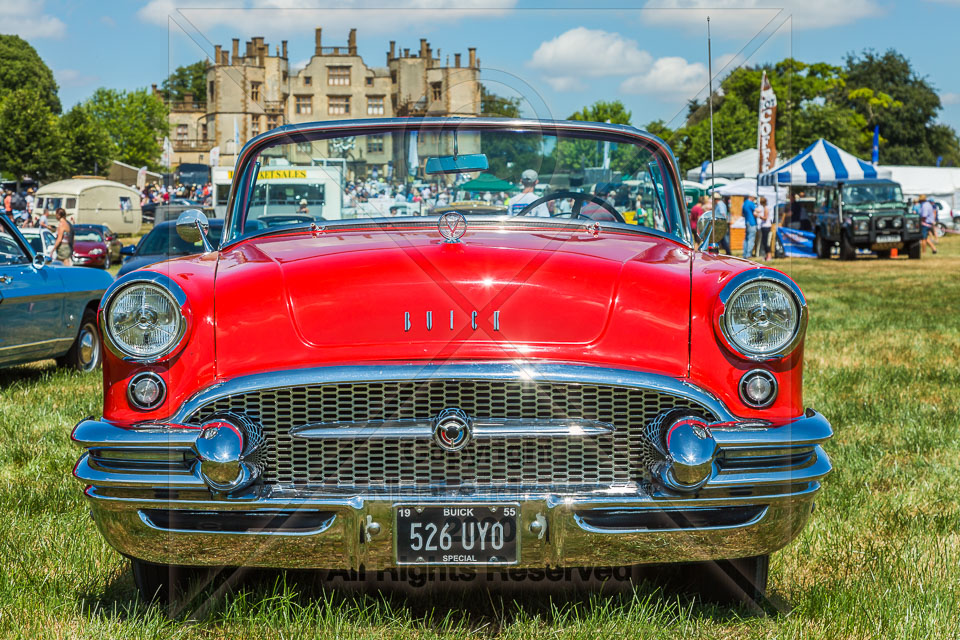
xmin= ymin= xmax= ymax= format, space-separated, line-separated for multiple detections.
xmin=176 ymin=209 xmax=214 ymax=252
xmin=33 ymin=252 xmax=45 ymax=269
xmin=120 ymin=245 xmax=136 ymax=256
xmin=697 ymin=211 xmax=729 ymax=252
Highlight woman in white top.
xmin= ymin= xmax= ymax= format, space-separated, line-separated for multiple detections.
xmin=758 ymin=196 xmax=773 ymax=261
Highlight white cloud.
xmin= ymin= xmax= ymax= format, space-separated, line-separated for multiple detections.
xmin=0 ymin=0 xmax=66 ymax=39
xmin=138 ymin=0 xmax=516 ymax=34
xmin=527 ymin=27 xmax=728 ymax=101
xmin=942 ymin=92 xmax=960 ymax=106
xmin=100 ymin=15 xmax=117 ymax=27
xmin=620 ymin=56 xmax=707 ymax=98
xmin=641 ymin=0 xmax=883 ymax=33
xmin=528 ymin=27 xmax=652 ymax=91
xmin=55 ymin=69 xmax=100 ymax=88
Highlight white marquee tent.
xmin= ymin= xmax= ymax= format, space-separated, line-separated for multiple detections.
xmin=759 ymin=139 xmax=891 ymax=186
xmin=686 ymin=148 xmax=775 ymax=182
xmin=880 ymin=165 xmax=960 ymax=207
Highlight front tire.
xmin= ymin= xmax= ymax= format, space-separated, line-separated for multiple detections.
xmin=103 ymin=253 xmax=111 ymax=270
xmin=131 ymin=559 xmax=202 ymax=604
xmin=839 ymin=233 xmax=856 ymax=260
xmin=814 ymin=232 xmax=829 ymax=259
xmin=661 ymin=555 xmax=769 ymax=608
xmin=907 ymin=240 xmax=922 ymax=259
xmin=875 ymin=249 xmax=891 ymax=259
xmin=57 ymin=309 xmax=101 ymax=372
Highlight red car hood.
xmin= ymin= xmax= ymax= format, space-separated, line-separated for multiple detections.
xmin=73 ymin=240 xmax=107 ymax=254
xmin=213 ymin=224 xmax=693 ymax=379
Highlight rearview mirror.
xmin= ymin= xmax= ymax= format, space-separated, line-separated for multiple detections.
xmin=425 ymin=153 xmax=488 ymax=175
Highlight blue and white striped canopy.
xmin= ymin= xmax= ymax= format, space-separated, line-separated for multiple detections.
xmin=758 ymin=138 xmax=891 ymax=186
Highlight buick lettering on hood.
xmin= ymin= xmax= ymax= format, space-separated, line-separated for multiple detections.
xmin=72 ymin=118 xmax=831 ymax=603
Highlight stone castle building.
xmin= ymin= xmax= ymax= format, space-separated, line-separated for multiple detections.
xmin=164 ymin=28 xmax=481 ymax=175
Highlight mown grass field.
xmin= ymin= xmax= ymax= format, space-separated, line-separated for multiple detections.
xmin=1 ymin=237 xmax=959 ymax=639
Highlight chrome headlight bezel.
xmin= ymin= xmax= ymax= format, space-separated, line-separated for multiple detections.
xmin=99 ymin=272 xmax=191 ymax=363
xmin=715 ymin=269 xmax=808 ymax=362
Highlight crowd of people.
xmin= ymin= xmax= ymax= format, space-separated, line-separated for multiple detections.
xmin=139 ymin=182 xmax=213 ymax=209
xmin=689 ymin=193 xmax=776 ymax=261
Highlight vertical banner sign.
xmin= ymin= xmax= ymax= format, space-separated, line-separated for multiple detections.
xmin=871 ymin=125 xmax=880 ymax=165
xmin=209 ymin=146 xmax=220 ymax=168
xmin=136 ymin=166 xmax=147 ymax=191
xmin=757 ymin=71 xmax=778 ymax=174
xmin=161 ymin=137 xmax=173 ymax=170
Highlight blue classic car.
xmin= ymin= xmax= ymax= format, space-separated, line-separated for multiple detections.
xmin=0 ymin=216 xmax=113 ymax=370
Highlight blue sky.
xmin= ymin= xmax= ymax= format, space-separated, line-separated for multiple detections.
xmin=6 ymin=0 xmax=960 ymax=142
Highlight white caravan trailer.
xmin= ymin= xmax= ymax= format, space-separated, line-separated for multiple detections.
xmin=35 ymin=178 xmax=142 ymax=234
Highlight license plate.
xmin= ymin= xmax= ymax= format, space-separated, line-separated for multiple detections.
xmin=394 ymin=505 xmax=519 ymax=565
xmin=876 ymin=234 xmax=901 ymax=243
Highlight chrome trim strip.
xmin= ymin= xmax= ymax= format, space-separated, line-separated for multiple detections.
xmin=0 ymin=337 xmax=74 ymax=352
xmin=710 ymin=410 xmax=832 ymax=448
xmin=290 ymin=418 xmax=615 ymax=440
xmin=572 ymin=505 xmax=769 ymax=534
xmin=173 ymin=363 xmax=735 ymax=423
xmin=74 ymin=453 xmax=204 ymax=489
xmin=72 ymin=418 xmax=200 ymax=449
xmin=137 ymin=509 xmax=338 ymax=537
xmin=710 ymin=446 xmax=831 ymax=487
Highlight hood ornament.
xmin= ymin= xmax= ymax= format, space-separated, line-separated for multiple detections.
xmin=438 ymin=212 xmax=466 ymax=243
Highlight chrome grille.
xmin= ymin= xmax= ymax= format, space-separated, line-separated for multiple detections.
xmin=188 ymin=379 xmax=714 ymax=489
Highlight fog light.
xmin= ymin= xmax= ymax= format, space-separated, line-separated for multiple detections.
xmin=193 ymin=412 xmax=265 ymax=493
xmin=127 ymin=372 xmax=166 ymax=410
xmin=739 ymin=369 xmax=778 ymax=408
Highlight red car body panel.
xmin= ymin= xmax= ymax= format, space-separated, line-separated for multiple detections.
xmin=100 ymin=223 xmax=804 ymax=425
xmin=72 ymin=239 xmax=109 ymax=266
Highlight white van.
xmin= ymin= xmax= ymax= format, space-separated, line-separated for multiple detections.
xmin=35 ymin=178 xmax=142 ymax=235
xmin=211 ymin=165 xmax=344 ymax=221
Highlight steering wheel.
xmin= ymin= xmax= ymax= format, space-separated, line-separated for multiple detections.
xmin=515 ymin=190 xmax=626 ymax=224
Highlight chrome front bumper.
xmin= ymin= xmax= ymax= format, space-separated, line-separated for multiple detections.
xmin=74 ymin=416 xmax=831 ymax=570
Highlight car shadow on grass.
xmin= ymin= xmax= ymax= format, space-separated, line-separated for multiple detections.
xmin=79 ymin=563 xmax=788 ymax=631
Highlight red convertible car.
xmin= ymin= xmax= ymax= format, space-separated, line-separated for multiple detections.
xmin=72 ymin=118 xmax=831 ymax=604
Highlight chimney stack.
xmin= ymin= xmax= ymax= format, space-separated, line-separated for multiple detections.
xmin=214 ymin=45 xmax=222 ymax=65
xmin=232 ymin=38 xmax=239 ymax=60
xmin=404 ymin=48 xmax=410 ymax=57
xmin=389 ymin=40 xmax=395 ymax=59
xmin=468 ymin=47 xmax=476 ymax=68
xmin=419 ymin=38 xmax=428 ymax=58
xmin=348 ymin=28 xmax=357 ymax=55
xmin=282 ymin=40 xmax=287 ymax=58
xmin=315 ymin=27 xmax=322 ymax=55
xmin=454 ymin=53 xmax=461 ymax=68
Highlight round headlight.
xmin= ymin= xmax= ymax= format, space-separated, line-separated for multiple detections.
xmin=105 ymin=282 xmax=184 ymax=359
xmin=719 ymin=274 xmax=806 ymax=360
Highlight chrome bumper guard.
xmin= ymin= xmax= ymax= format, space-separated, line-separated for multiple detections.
xmin=73 ymin=405 xmax=832 ymax=569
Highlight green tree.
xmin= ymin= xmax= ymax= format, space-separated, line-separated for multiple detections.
xmin=480 ymin=85 xmax=521 ymax=118
xmin=843 ymin=49 xmax=960 ymax=165
xmin=160 ymin=60 xmax=208 ymax=102
xmin=568 ymin=100 xmax=632 ymax=125
xmin=792 ymin=102 xmax=871 ymax=157
xmin=0 ymin=89 xmax=63 ymax=186
xmin=0 ymin=35 xmax=61 ymax=114
xmin=87 ymin=88 xmax=169 ymax=170
xmin=58 ymin=104 xmax=114 ymax=177
xmin=672 ymin=92 xmax=756 ymax=173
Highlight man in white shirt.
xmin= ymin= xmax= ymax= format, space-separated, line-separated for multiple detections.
xmin=506 ymin=169 xmax=549 ymax=217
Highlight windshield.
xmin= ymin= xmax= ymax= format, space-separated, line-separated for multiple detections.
xmin=73 ymin=227 xmax=104 ymax=242
xmin=138 ymin=223 xmax=225 ymax=256
xmin=842 ymin=183 xmax=903 ymax=205
xmin=225 ymin=122 xmax=686 ymax=243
